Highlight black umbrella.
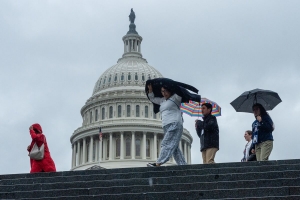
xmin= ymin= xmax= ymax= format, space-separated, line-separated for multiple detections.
xmin=230 ymin=88 xmax=282 ymax=113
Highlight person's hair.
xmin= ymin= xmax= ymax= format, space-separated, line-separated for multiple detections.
xmin=202 ymin=103 xmax=212 ymax=114
xmin=33 ymin=128 xmax=41 ymax=134
xmin=252 ymin=103 xmax=267 ymax=116
xmin=245 ymin=130 xmax=252 ymax=136
xmin=161 ymin=85 xmax=175 ymax=96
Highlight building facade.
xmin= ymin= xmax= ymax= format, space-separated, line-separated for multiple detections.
xmin=70 ymin=10 xmax=193 ymax=170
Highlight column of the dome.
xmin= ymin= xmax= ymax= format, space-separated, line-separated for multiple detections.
xmin=139 ymin=40 xmax=141 ymax=53
xmin=89 ymin=136 xmax=94 ymax=162
xmin=103 ymin=138 xmax=107 ymax=160
xmin=76 ymin=140 xmax=81 ymax=166
xmin=134 ymin=39 xmax=137 ymax=52
xmin=153 ymin=133 xmax=157 ymax=160
xmin=123 ymin=41 xmax=126 ymax=53
xmin=120 ymin=132 xmax=124 ymax=159
xmin=98 ymin=138 xmax=102 ymax=162
xmin=82 ymin=138 xmax=87 ymax=164
xmin=184 ymin=141 xmax=187 ymax=162
xmin=142 ymin=132 xmax=146 ymax=159
xmin=95 ymin=138 xmax=99 ymax=162
xmin=109 ymin=133 xmax=113 ymax=160
xmin=131 ymin=131 xmax=135 ymax=159
xmin=72 ymin=143 xmax=76 ymax=168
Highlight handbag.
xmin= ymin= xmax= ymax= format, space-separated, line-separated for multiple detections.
xmin=29 ymin=137 xmax=45 ymax=160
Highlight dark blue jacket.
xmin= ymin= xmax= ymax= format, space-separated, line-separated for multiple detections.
xmin=252 ymin=114 xmax=274 ymax=144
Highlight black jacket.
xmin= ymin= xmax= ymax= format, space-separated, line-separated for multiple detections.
xmin=196 ymin=114 xmax=219 ymax=151
xmin=145 ymin=78 xmax=201 ymax=114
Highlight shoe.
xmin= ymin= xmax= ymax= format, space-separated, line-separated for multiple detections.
xmin=147 ymin=163 xmax=157 ymax=167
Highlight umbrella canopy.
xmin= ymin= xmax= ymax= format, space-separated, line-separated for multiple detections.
xmin=230 ymin=88 xmax=282 ymax=113
xmin=181 ymin=98 xmax=221 ymax=117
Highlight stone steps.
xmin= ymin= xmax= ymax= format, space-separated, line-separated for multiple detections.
xmin=1 ymin=159 xmax=300 ymax=199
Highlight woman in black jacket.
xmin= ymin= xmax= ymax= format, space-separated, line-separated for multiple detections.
xmin=195 ymin=103 xmax=219 ymax=164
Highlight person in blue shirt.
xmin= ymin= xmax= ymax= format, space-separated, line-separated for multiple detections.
xmin=251 ymin=103 xmax=274 ymax=161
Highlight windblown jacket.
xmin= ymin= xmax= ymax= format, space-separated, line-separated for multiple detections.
xmin=145 ymin=78 xmax=201 ymax=114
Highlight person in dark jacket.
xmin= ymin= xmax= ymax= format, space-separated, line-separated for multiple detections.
xmin=195 ymin=103 xmax=219 ymax=164
xmin=251 ymin=103 xmax=274 ymax=161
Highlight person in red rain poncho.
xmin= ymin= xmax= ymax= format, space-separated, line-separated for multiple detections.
xmin=27 ymin=123 xmax=56 ymax=173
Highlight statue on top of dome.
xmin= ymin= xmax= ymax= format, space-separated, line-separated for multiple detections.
xmin=129 ymin=8 xmax=135 ymax=24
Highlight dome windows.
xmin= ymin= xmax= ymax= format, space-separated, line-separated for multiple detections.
xmin=121 ymin=73 xmax=124 ymax=81
xmin=136 ymin=105 xmax=140 ymax=117
xmin=145 ymin=106 xmax=148 ymax=118
xmin=114 ymin=74 xmax=118 ymax=82
xmin=109 ymin=106 xmax=113 ymax=118
xmin=127 ymin=105 xmax=131 ymax=117
xmin=148 ymin=74 xmax=151 ymax=80
xmin=102 ymin=107 xmax=105 ymax=120
xmin=108 ymin=75 xmax=111 ymax=83
xmin=142 ymin=74 xmax=145 ymax=81
xmin=135 ymin=73 xmax=138 ymax=81
xmin=128 ymin=73 xmax=131 ymax=81
xmin=118 ymin=105 xmax=122 ymax=117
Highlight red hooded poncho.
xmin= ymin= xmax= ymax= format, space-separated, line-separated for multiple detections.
xmin=28 ymin=123 xmax=56 ymax=173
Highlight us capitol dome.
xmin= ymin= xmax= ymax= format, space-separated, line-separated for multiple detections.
xmin=70 ymin=9 xmax=193 ymax=170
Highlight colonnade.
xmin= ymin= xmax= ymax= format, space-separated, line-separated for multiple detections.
xmin=71 ymin=131 xmax=192 ymax=169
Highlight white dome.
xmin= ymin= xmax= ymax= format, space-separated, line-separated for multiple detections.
xmin=92 ymin=56 xmax=163 ymax=96
xmin=70 ymin=10 xmax=193 ymax=170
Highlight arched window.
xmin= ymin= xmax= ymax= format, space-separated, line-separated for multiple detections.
xmin=114 ymin=74 xmax=118 ymax=82
xmin=146 ymin=139 xmax=150 ymax=157
xmin=103 ymin=77 xmax=106 ymax=84
xmin=128 ymin=73 xmax=131 ymax=81
xmin=90 ymin=111 xmax=92 ymax=123
xmin=153 ymin=113 xmax=157 ymax=119
xmin=118 ymin=105 xmax=122 ymax=117
xmin=121 ymin=73 xmax=124 ymax=81
xmin=109 ymin=106 xmax=113 ymax=118
xmin=142 ymin=74 xmax=145 ymax=81
xmin=116 ymin=138 xmax=120 ymax=158
xmin=135 ymin=73 xmax=138 ymax=80
xmin=145 ymin=106 xmax=148 ymax=118
xmin=126 ymin=138 xmax=131 ymax=157
xmin=136 ymin=105 xmax=140 ymax=117
xmin=102 ymin=107 xmax=105 ymax=120
xmin=108 ymin=75 xmax=111 ymax=83
xmin=107 ymin=140 xmax=109 ymax=159
xmin=135 ymin=139 xmax=141 ymax=157
xmin=95 ymin=109 xmax=98 ymax=121
xmin=127 ymin=105 xmax=131 ymax=117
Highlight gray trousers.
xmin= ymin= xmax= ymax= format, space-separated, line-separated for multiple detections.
xmin=156 ymin=122 xmax=187 ymax=165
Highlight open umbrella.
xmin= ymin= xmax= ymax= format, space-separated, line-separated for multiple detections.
xmin=181 ymin=98 xmax=221 ymax=117
xmin=230 ymin=88 xmax=282 ymax=113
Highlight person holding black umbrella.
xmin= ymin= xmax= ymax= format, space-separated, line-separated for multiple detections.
xmin=146 ymin=83 xmax=187 ymax=167
xmin=251 ymin=103 xmax=274 ymax=161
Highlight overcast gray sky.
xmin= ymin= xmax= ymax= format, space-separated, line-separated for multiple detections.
xmin=1 ymin=0 xmax=299 ymax=175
